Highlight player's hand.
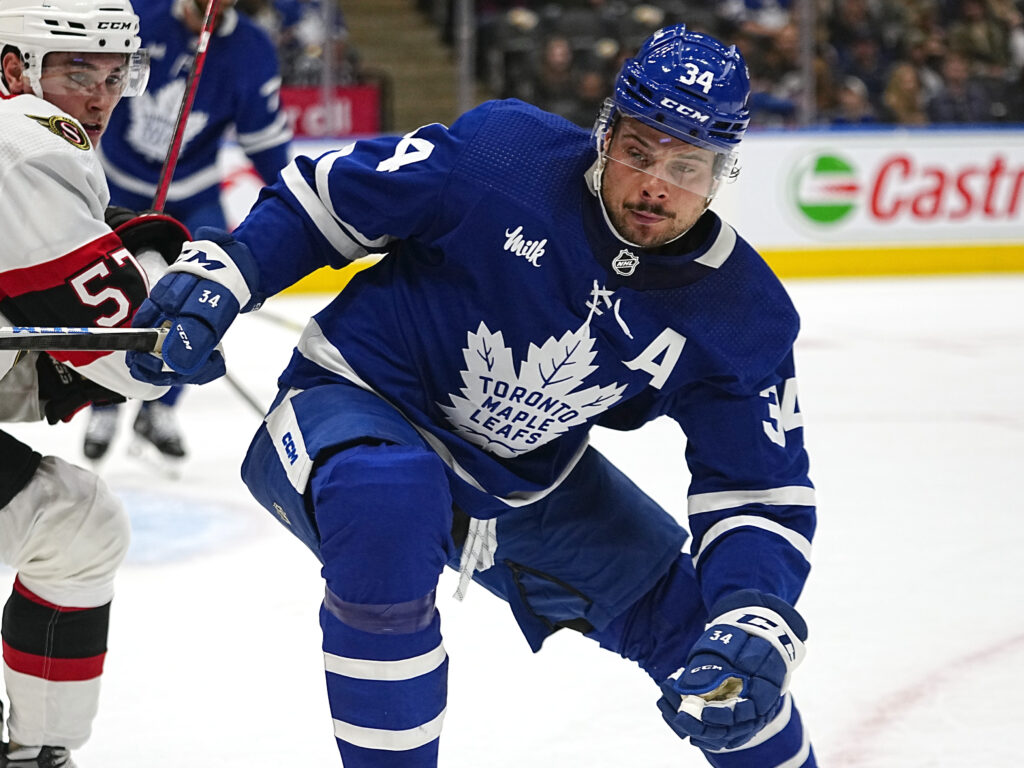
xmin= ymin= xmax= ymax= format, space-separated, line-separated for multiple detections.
xmin=657 ymin=590 xmax=807 ymax=751
xmin=127 ymin=228 xmax=259 ymax=386
xmin=35 ymin=354 xmax=126 ymax=424
xmin=106 ymin=206 xmax=191 ymax=265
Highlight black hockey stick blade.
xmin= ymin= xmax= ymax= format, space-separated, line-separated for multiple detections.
xmin=0 ymin=326 xmax=168 ymax=353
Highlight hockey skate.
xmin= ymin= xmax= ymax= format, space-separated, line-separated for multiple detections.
xmin=0 ymin=744 xmax=77 ymax=767
xmin=128 ymin=402 xmax=187 ymax=478
xmin=82 ymin=406 xmax=119 ymax=460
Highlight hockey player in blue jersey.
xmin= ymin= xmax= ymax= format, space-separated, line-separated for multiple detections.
xmin=127 ymin=24 xmax=817 ymax=767
xmin=82 ymin=0 xmax=293 ymax=463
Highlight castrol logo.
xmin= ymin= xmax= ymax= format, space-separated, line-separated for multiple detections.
xmin=789 ymin=151 xmax=1024 ymax=227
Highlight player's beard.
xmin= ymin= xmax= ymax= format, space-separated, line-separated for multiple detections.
xmin=608 ymin=201 xmax=695 ymax=249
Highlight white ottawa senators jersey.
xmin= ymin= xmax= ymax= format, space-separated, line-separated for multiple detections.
xmin=0 ymin=93 xmax=164 ymax=400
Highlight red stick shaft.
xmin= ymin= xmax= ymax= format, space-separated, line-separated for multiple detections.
xmin=152 ymin=0 xmax=221 ymax=212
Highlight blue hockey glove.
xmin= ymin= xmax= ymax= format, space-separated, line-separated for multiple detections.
xmin=127 ymin=227 xmax=260 ymax=386
xmin=657 ymin=590 xmax=807 ymax=752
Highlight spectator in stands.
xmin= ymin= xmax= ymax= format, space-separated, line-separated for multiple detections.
xmin=827 ymin=0 xmax=879 ymax=55
xmin=564 ymin=65 xmax=611 ymax=128
xmin=828 ymin=75 xmax=878 ymax=125
xmin=273 ymin=0 xmax=359 ymax=86
xmin=927 ymin=50 xmax=994 ymax=122
xmin=716 ymin=0 xmax=791 ymax=40
xmin=904 ymin=27 xmax=946 ymax=103
xmin=879 ymin=60 xmax=928 ymax=124
xmin=946 ymin=0 xmax=1012 ymax=79
xmin=1005 ymin=66 xmax=1024 ymax=120
xmin=522 ymin=34 xmax=579 ymax=119
xmin=836 ymin=30 xmax=889 ymax=111
xmin=745 ymin=22 xmax=802 ymax=126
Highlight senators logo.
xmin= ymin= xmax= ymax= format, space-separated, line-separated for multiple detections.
xmin=26 ymin=114 xmax=91 ymax=150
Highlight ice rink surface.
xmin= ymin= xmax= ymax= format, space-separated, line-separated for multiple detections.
xmin=3 ymin=272 xmax=1022 ymax=767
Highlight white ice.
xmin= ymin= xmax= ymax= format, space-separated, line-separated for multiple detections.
xmin=3 ymin=273 xmax=1022 ymax=767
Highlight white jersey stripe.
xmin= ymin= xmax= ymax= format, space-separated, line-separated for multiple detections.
xmin=98 ymin=145 xmax=223 ymax=201
xmin=237 ymin=111 xmax=292 ymax=154
xmin=324 ymin=643 xmax=447 ymax=681
xmin=282 ymin=161 xmax=364 ymax=259
xmin=693 ymin=515 xmax=812 ymax=565
xmin=688 ymin=485 xmax=816 ymax=516
xmin=333 ymin=708 xmax=446 ymax=751
xmin=315 ymin=149 xmax=394 ymax=250
xmin=694 ymin=222 xmax=736 ymax=269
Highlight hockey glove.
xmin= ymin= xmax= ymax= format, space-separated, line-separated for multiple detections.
xmin=127 ymin=227 xmax=260 ymax=386
xmin=106 ymin=206 xmax=191 ymax=265
xmin=36 ymin=354 xmax=126 ymax=424
xmin=657 ymin=590 xmax=807 ymax=752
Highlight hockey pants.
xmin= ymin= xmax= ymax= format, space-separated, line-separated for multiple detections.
xmin=0 ymin=455 xmax=129 ymax=749
xmin=306 ymin=440 xmax=815 ymax=768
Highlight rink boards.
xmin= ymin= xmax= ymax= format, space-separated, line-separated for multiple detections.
xmin=218 ymin=126 xmax=1024 ymax=289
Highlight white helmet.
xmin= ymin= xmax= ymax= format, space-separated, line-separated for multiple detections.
xmin=0 ymin=0 xmax=148 ymax=97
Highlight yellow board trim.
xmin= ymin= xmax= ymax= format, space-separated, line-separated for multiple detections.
xmin=763 ymin=243 xmax=1024 ymax=278
xmin=281 ymin=244 xmax=1024 ymax=293
xmin=282 ymin=256 xmax=383 ymax=294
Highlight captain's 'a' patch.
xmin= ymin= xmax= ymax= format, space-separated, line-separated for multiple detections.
xmin=26 ymin=114 xmax=91 ymax=150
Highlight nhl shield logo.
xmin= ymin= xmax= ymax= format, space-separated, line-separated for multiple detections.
xmin=612 ymin=249 xmax=639 ymax=276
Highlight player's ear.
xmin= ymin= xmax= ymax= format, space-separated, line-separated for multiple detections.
xmin=1 ymin=48 xmax=26 ymax=94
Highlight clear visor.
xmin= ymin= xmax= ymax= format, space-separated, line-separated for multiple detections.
xmin=600 ymin=112 xmax=739 ymax=200
xmin=39 ymin=49 xmax=150 ymax=99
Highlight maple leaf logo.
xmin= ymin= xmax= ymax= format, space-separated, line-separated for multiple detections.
xmin=125 ymin=80 xmax=208 ymax=163
xmin=440 ymin=322 xmax=627 ymax=458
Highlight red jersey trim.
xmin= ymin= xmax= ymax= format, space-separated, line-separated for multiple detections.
xmin=0 ymin=232 xmax=126 ymax=299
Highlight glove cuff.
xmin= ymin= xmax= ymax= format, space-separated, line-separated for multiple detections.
xmin=165 ymin=234 xmax=259 ymax=311
xmin=706 ymin=590 xmax=807 ymax=691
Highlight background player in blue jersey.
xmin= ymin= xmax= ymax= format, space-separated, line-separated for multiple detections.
xmin=83 ymin=0 xmax=293 ymax=464
xmin=127 ymin=24 xmax=817 ymax=768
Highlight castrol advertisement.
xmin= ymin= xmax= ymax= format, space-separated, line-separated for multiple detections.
xmin=712 ymin=129 xmax=1024 ymax=276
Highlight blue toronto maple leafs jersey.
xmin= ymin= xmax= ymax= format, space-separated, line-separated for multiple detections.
xmin=97 ymin=0 xmax=292 ymax=203
xmin=233 ymin=99 xmax=816 ymax=607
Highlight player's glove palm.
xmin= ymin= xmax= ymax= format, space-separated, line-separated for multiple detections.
xmin=127 ymin=227 xmax=260 ymax=386
xmin=657 ymin=590 xmax=807 ymax=752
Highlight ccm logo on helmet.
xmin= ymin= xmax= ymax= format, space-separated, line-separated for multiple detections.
xmin=657 ymin=97 xmax=710 ymax=124
xmin=97 ymin=20 xmax=134 ymax=29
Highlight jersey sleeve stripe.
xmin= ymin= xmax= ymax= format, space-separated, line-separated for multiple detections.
xmin=282 ymin=159 xmax=391 ymax=260
xmin=687 ymin=485 xmax=816 ymax=516
xmin=313 ymin=150 xmax=393 ymax=250
xmin=237 ymin=111 xmax=293 ymax=154
xmin=692 ymin=515 xmax=813 ymax=566
xmin=324 ymin=642 xmax=447 ymax=681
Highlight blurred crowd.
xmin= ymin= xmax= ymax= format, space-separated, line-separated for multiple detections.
xmin=432 ymin=0 xmax=1024 ymax=128
xmin=236 ymin=0 xmax=365 ymax=86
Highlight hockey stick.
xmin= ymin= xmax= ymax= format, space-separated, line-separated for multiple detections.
xmin=149 ymin=0 xmax=270 ymax=417
xmin=0 ymin=326 xmax=168 ymax=352
xmin=152 ymin=0 xmax=222 ymax=211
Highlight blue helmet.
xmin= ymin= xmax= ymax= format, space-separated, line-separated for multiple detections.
xmin=604 ymin=24 xmax=750 ymax=154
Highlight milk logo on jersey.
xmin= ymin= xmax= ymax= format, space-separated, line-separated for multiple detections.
xmin=440 ymin=322 xmax=627 ymax=458
xmin=503 ymin=225 xmax=546 ymax=267
xmin=125 ymin=79 xmax=209 ymax=162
